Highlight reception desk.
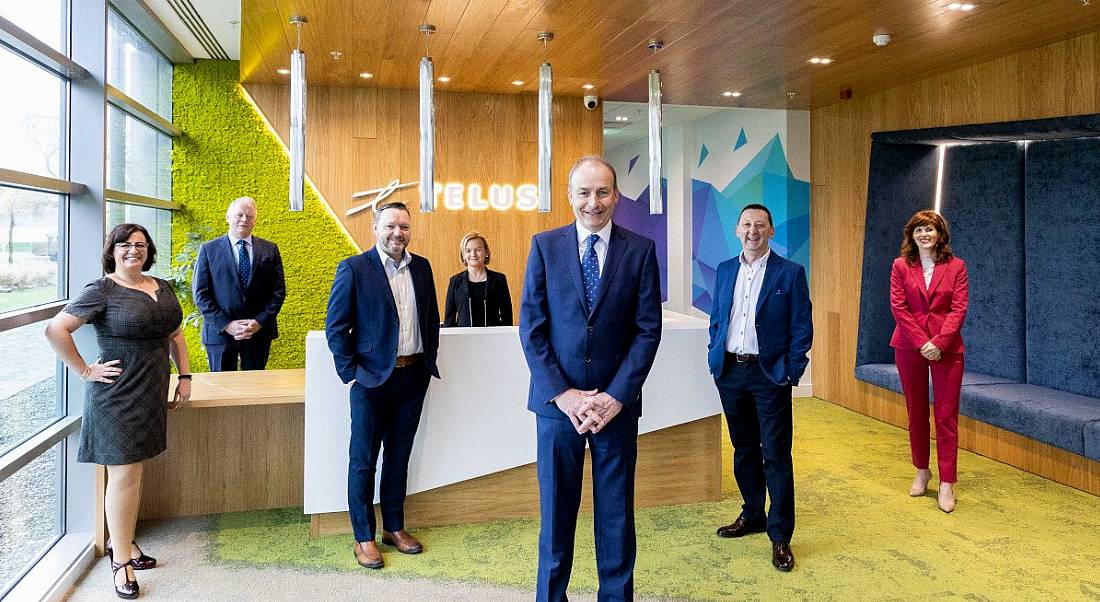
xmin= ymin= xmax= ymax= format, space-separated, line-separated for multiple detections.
xmin=305 ymin=311 xmax=724 ymax=536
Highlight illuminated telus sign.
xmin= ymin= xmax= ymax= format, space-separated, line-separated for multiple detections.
xmin=348 ymin=179 xmax=540 ymax=216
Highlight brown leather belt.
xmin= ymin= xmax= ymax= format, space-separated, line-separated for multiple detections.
xmin=394 ymin=354 xmax=422 ymax=369
xmin=729 ymin=353 xmax=759 ymax=363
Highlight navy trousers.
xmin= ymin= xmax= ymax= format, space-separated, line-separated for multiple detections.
xmin=714 ymin=355 xmax=795 ymax=544
xmin=205 ymin=338 xmax=272 ymax=371
xmin=348 ymin=362 xmax=429 ymax=543
xmin=535 ymin=412 xmax=638 ymax=602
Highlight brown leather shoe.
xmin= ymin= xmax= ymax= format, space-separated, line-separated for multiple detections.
xmin=716 ymin=516 xmax=767 ymax=538
xmin=772 ymin=542 xmax=795 ymax=572
xmin=381 ymin=530 xmax=423 ymax=554
xmin=353 ymin=541 xmax=384 ymax=569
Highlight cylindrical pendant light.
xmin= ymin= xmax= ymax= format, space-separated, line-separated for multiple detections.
xmin=647 ymin=69 xmax=663 ymax=215
xmin=537 ymin=31 xmax=554 ymax=213
xmin=418 ymin=24 xmax=436 ymax=213
xmin=288 ymin=16 xmax=308 ymax=212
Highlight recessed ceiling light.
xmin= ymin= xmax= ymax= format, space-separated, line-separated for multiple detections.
xmin=722 ymin=91 xmax=742 ymax=97
xmin=511 ymin=80 xmax=525 ymax=86
xmin=947 ymin=2 xmax=976 ymax=10
xmin=582 ymin=83 xmax=595 ymax=90
xmin=615 ymin=115 xmax=629 ymax=122
xmin=359 ymin=71 xmax=373 ymax=79
xmin=277 ymin=68 xmax=290 ymax=75
xmin=437 ymin=76 xmax=451 ymax=82
xmin=808 ymin=57 xmax=833 ymax=64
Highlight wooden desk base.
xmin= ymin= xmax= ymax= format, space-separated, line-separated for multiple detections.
xmin=310 ymin=415 xmax=723 ymax=538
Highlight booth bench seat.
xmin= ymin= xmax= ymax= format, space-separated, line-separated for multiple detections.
xmin=855 ymin=364 xmax=1100 ymax=461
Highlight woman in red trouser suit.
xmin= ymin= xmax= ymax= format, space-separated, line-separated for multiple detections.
xmin=890 ymin=210 xmax=969 ymax=513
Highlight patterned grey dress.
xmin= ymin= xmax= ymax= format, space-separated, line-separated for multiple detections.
xmin=63 ymin=277 xmax=183 ymax=465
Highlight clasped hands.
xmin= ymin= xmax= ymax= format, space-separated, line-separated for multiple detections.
xmin=225 ymin=319 xmax=261 ymax=340
xmin=920 ymin=341 xmax=942 ymax=362
xmin=557 ymin=388 xmax=623 ymax=434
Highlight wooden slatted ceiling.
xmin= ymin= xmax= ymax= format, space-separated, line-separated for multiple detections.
xmin=241 ymin=1 xmax=1100 ymax=109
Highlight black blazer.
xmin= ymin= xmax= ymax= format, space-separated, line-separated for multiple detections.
xmin=443 ymin=269 xmax=512 ymax=327
xmin=192 ymin=234 xmax=286 ymax=345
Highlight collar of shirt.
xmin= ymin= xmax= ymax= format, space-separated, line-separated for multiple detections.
xmin=228 ymin=233 xmax=253 ymax=248
xmin=575 ymin=221 xmax=613 ymax=250
xmin=739 ymin=248 xmax=771 ymax=268
xmin=376 ymin=244 xmax=411 ymax=270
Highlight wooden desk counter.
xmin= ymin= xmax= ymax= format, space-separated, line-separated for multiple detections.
xmin=96 ymin=370 xmax=306 ymax=554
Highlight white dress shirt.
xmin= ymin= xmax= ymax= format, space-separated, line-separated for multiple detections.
xmin=376 ymin=245 xmax=422 ymax=356
xmin=575 ymin=221 xmax=613 ymax=276
xmin=228 ymin=233 xmax=254 ymax=266
xmin=725 ymin=249 xmax=771 ymax=355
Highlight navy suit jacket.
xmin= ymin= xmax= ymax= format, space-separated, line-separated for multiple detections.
xmin=520 ymin=222 xmax=662 ymax=419
xmin=325 ymin=247 xmax=440 ymax=388
xmin=192 ymin=234 xmax=286 ymax=345
xmin=707 ymin=252 xmax=813 ymax=386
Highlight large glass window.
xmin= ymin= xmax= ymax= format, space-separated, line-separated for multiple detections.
xmin=0 ymin=1 xmax=67 ymax=53
xmin=107 ymin=107 xmax=172 ymax=199
xmin=0 ymin=187 xmax=63 ymax=313
xmin=0 ymin=47 xmax=66 ymax=179
xmin=107 ymin=8 xmax=172 ymax=119
xmin=0 ymin=321 xmax=62 ymax=457
xmin=0 ymin=441 xmax=62 ymax=597
xmin=106 ymin=202 xmax=172 ymax=278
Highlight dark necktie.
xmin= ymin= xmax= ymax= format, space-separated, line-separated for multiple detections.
xmin=237 ymin=239 xmax=251 ymax=288
xmin=581 ymin=233 xmax=600 ymax=312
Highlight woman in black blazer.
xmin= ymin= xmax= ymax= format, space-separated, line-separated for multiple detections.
xmin=443 ymin=231 xmax=513 ymax=327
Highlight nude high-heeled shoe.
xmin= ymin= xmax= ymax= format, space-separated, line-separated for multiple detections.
xmin=938 ymin=482 xmax=956 ymax=513
xmin=909 ymin=469 xmax=932 ymax=497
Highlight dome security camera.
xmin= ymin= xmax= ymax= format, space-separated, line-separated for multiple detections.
xmin=583 ymin=95 xmax=599 ymax=110
xmin=873 ymin=33 xmax=892 ymax=47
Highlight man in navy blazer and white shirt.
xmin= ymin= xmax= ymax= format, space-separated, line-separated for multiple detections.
xmin=325 ymin=201 xmax=440 ymax=570
xmin=707 ymin=203 xmax=812 ymax=573
xmin=520 ymin=156 xmax=662 ymax=602
xmin=192 ymin=196 xmax=286 ymax=371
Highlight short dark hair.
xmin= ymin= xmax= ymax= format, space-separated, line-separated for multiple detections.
xmin=102 ymin=223 xmax=156 ymax=273
xmin=374 ymin=201 xmax=410 ymax=216
xmin=739 ymin=203 xmax=773 ymax=226
xmin=568 ymin=155 xmax=618 ymax=192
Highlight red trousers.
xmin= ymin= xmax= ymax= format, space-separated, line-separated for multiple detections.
xmin=894 ymin=348 xmax=963 ymax=483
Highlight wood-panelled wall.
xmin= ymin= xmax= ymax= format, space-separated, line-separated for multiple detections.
xmin=810 ymin=31 xmax=1100 ymax=493
xmin=245 ymin=84 xmax=602 ymax=319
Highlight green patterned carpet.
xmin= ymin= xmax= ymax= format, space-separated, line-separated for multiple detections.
xmin=213 ymin=398 xmax=1100 ymax=600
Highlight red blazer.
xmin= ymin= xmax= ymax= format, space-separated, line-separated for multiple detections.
xmin=889 ymin=256 xmax=969 ymax=354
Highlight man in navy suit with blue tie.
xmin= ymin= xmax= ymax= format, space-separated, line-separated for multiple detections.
xmin=520 ymin=156 xmax=662 ymax=602
xmin=325 ymin=201 xmax=440 ymax=570
xmin=707 ymin=204 xmax=812 ymax=572
xmin=192 ymin=196 xmax=286 ymax=371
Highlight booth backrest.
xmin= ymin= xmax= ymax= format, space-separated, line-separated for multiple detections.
xmin=855 ymin=143 xmax=938 ymax=367
xmin=939 ymin=143 xmax=1027 ymax=381
xmin=1024 ymin=138 xmax=1100 ymax=399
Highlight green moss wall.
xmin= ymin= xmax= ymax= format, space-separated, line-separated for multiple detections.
xmin=172 ymin=59 xmax=359 ymax=371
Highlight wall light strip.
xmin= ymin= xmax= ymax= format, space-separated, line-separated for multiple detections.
xmin=934 ymin=145 xmax=946 ymax=213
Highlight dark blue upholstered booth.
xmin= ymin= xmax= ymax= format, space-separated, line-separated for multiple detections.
xmin=855 ymin=114 xmax=1100 ymax=462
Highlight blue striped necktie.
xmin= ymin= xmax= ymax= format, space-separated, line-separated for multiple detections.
xmin=581 ymin=233 xmax=600 ymax=312
xmin=237 ymin=239 xmax=251 ymax=288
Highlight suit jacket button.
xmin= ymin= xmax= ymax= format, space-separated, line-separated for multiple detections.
xmin=585 ymin=357 xmax=592 ymax=363
xmin=587 ymin=326 xmax=594 ymax=332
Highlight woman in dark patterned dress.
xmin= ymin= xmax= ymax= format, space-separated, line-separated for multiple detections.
xmin=45 ymin=224 xmax=191 ymax=599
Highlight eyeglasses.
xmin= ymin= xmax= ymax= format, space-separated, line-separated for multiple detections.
xmin=115 ymin=242 xmax=148 ymax=250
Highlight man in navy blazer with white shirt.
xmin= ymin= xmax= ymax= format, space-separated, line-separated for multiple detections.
xmin=192 ymin=196 xmax=286 ymax=371
xmin=520 ymin=156 xmax=662 ymax=602
xmin=325 ymin=201 xmax=440 ymax=570
xmin=707 ymin=203 xmax=812 ymax=573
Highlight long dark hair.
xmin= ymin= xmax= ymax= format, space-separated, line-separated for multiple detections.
xmin=102 ymin=223 xmax=157 ymax=273
xmin=900 ymin=210 xmax=953 ymax=265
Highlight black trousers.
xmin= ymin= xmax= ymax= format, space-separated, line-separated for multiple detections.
xmin=713 ymin=354 xmax=795 ymax=543
xmin=205 ymin=338 xmax=272 ymax=371
xmin=347 ymin=362 xmax=430 ymax=543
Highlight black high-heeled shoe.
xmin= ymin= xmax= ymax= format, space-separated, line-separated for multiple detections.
xmin=110 ymin=559 xmax=139 ymax=599
xmin=106 ymin=540 xmax=157 ymax=570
